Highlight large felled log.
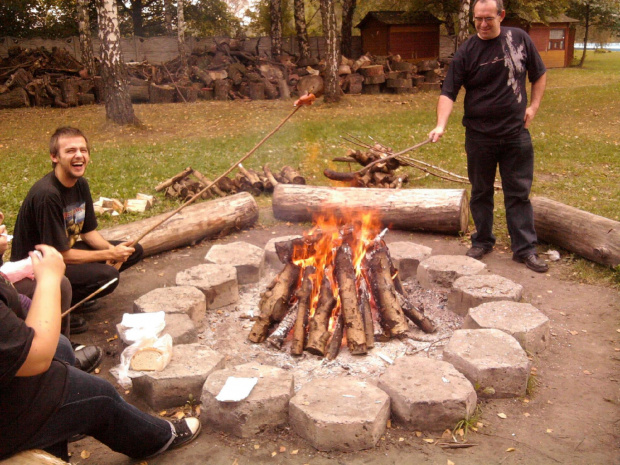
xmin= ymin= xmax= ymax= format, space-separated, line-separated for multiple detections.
xmin=306 ymin=273 xmax=337 ymax=356
xmin=273 ymin=184 xmax=469 ymax=235
xmin=334 ymin=243 xmax=367 ymax=355
xmin=291 ymin=266 xmax=315 ymax=356
xmin=248 ymin=262 xmax=301 ymax=343
xmin=100 ymin=192 xmax=258 ymax=257
xmin=532 ymin=196 xmax=620 ymax=267
xmin=149 ymin=83 xmax=175 ymax=103
xmin=367 ymin=245 xmax=409 ymax=337
xmin=0 ymin=87 xmax=30 ymax=108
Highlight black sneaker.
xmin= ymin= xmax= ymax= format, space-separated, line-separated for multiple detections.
xmin=168 ymin=418 xmax=201 ymax=450
xmin=70 ymin=315 xmax=89 ymax=334
xmin=72 ymin=299 xmax=100 ymax=314
xmin=73 ymin=345 xmax=103 ymax=373
xmin=513 ymin=253 xmax=549 ymax=273
xmin=465 ymin=246 xmax=492 ymax=260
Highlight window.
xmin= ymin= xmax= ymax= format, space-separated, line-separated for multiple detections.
xmin=549 ymin=29 xmax=565 ymax=50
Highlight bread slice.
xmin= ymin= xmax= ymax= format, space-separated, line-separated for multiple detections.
xmin=130 ymin=347 xmax=170 ymax=371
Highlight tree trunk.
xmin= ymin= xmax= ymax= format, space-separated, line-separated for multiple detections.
xmin=579 ymin=3 xmax=590 ymax=67
xmin=319 ymin=0 xmax=341 ymax=102
xmin=164 ymin=0 xmax=174 ymax=34
xmin=77 ymin=0 xmax=96 ymax=77
xmin=270 ymin=0 xmax=283 ymax=58
xmin=272 ymin=184 xmax=470 ymax=234
xmin=531 ymin=196 xmax=620 ymax=268
xmin=177 ymin=0 xmax=188 ymax=71
xmin=341 ymin=0 xmax=356 ymax=58
xmin=0 ymin=87 xmax=30 ymax=108
xmin=457 ymin=0 xmax=471 ymax=49
xmin=96 ymin=0 xmax=139 ymax=125
xmin=293 ymin=0 xmax=311 ymax=61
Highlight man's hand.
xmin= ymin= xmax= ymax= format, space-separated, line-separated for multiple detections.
xmin=0 ymin=212 xmax=7 ymax=256
xmin=524 ymin=106 xmax=537 ymax=129
xmin=428 ymin=126 xmax=445 ymax=143
xmin=31 ymin=244 xmax=65 ymax=283
xmin=107 ymin=242 xmax=135 ymax=263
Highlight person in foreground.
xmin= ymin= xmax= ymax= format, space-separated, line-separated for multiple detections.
xmin=428 ymin=0 xmax=549 ymax=273
xmin=11 ymin=126 xmax=144 ymax=334
xmin=0 ymin=244 xmax=201 ymax=461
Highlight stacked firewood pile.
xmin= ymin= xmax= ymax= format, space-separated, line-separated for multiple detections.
xmin=0 ymin=46 xmax=96 ymax=109
xmin=155 ymin=165 xmax=305 ymax=201
xmin=249 ymin=228 xmax=435 ymax=360
xmin=0 ymin=40 xmax=446 ymax=109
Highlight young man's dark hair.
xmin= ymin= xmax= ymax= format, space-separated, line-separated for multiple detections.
xmin=49 ymin=127 xmax=90 ymax=167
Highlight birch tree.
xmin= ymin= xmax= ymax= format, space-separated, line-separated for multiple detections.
xmin=270 ymin=0 xmax=283 ymax=57
xmin=319 ymin=0 xmax=340 ymax=102
xmin=341 ymin=0 xmax=356 ymax=58
xmin=294 ymin=0 xmax=311 ymax=61
xmin=164 ymin=0 xmax=173 ymax=34
xmin=77 ymin=0 xmax=96 ymax=77
xmin=456 ymin=0 xmax=471 ymax=49
xmin=177 ymin=0 xmax=188 ymax=70
xmin=96 ymin=0 xmax=139 ymax=125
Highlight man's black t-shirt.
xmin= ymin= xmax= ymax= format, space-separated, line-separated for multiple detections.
xmin=11 ymin=172 xmax=98 ymax=261
xmin=0 ymin=274 xmax=69 ymax=459
xmin=441 ymin=27 xmax=546 ymax=138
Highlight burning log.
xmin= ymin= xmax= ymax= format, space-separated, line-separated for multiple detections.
xmin=357 ymin=278 xmax=375 ymax=349
xmin=334 ymin=243 xmax=367 ymax=355
xmin=291 ymin=266 xmax=316 ymax=356
xmin=272 ymin=184 xmax=470 ymax=235
xmin=306 ymin=273 xmax=337 ymax=356
xmin=367 ymin=244 xmax=409 ymax=337
xmin=326 ymin=311 xmax=345 ymax=360
xmin=248 ymin=262 xmax=301 ymax=343
xmin=267 ymin=302 xmax=298 ymax=349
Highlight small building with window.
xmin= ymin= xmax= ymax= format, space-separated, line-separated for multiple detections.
xmin=356 ymin=11 xmax=442 ymax=61
xmin=503 ymin=14 xmax=579 ymax=68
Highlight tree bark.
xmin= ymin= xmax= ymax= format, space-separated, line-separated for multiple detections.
xmin=77 ymin=0 xmax=96 ymax=77
xmin=532 ymin=196 xmax=620 ymax=268
xmin=96 ymin=0 xmax=139 ymax=125
xmin=270 ymin=0 xmax=283 ymax=58
xmin=326 ymin=311 xmax=344 ymax=360
xmin=457 ymin=0 xmax=471 ymax=49
xmin=0 ymin=87 xmax=30 ymax=108
xmin=177 ymin=0 xmax=188 ymax=71
xmin=291 ymin=266 xmax=315 ymax=355
xmin=267 ymin=302 xmax=298 ymax=349
xmin=306 ymin=273 xmax=337 ymax=355
xmin=319 ymin=0 xmax=341 ymax=103
xmin=272 ymin=184 xmax=470 ymax=235
xmin=357 ymin=278 xmax=375 ymax=349
xmin=579 ymin=3 xmax=590 ymax=67
xmin=164 ymin=0 xmax=174 ymax=34
xmin=335 ymin=243 xmax=367 ymax=355
xmin=341 ymin=0 xmax=356 ymax=58
xmin=293 ymin=0 xmax=311 ymax=61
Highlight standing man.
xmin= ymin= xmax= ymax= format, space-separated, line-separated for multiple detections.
xmin=11 ymin=127 xmax=144 ymax=332
xmin=429 ymin=0 xmax=548 ymax=273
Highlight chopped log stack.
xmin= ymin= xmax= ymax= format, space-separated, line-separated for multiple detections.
xmin=0 ymin=43 xmax=447 ymax=108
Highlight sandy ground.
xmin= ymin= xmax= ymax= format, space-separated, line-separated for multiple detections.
xmin=67 ymin=217 xmax=620 ymax=465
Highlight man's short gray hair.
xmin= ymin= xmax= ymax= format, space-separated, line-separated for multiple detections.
xmin=472 ymin=0 xmax=504 ymax=14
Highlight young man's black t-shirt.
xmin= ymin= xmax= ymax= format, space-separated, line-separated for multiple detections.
xmin=11 ymin=172 xmax=98 ymax=261
xmin=441 ymin=27 xmax=546 ymax=138
xmin=0 ymin=274 xmax=69 ymax=459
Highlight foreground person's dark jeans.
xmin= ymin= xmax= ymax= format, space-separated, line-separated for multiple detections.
xmin=20 ymin=365 xmax=173 ymax=461
xmin=465 ymin=129 xmax=538 ymax=258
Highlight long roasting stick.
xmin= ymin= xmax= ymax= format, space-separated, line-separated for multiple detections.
xmin=61 ymin=277 xmax=118 ymax=317
xmin=110 ymin=95 xmax=315 ymax=269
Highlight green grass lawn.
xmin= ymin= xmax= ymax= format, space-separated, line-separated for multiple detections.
xmin=1 ymin=52 xmax=618 ymax=285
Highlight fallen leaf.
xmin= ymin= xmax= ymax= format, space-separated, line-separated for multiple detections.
xmin=471 ymin=426 xmax=478 ymax=432
xmin=279 ymin=446 xmax=286 ymax=452
xmin=291 ymin=450 xmax=298 ymax=455
xmin=415 ymin=431 xmax=422 ymax=437
xmin=456 ymin=428 xmax=464 ymax=437
xmin=159 ymin=410 xmax=167 ymax=415
xmin=583 ymin=370 xmax=592 ymax=375
xmin=81 ymin=450 xmax=90 ymax=459
xmin=497 ymin=413 xmax=508 ymax=419
xmin=232 ymin=459 xmax=239 ymax=465
xmin=125 ymin=390 xmax=130 ymax=395
xmin=158 ymin=272 xmax=164 ymax=277
xmin=254 ymin=444 xmax=260 ymax=450
xmin=174 ymin=411 xmax=185 ymax=419
xmin=448 ymin=460 xmax=455 ymax=465
xmin=476 ymin=422 xmax=484 ymax=428
xmin=399 ymin=437 xmax=405 ymax=442
xmin=271 ymin=451 xmax=277 ymax=457
xmin=546 ymin=429 xmax=553 ymax=433
xmin=423 ymin=438 xmax=435 ymax=443
xmin=94 ymin=368 xmax=100 ymax=374
xmin=506 ymin=447 xmax=516 ymax=452
xmin=547 ymin=400 xmax=553 ymax=404
xmin=559 ymin=312 xmax=566 ymax=316
xmin=442 ymin=429 xmax=452 ymax=439
xmin=569 ymin=330 xmax=579 ymax=336
xmin=387 ymin=419 xmax=392 ymax=428
xmin=524 ymin=412 xmax=531 ymax=417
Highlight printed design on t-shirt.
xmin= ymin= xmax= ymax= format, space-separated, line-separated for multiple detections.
xmin=63 ymin=202 xmax=86 ymax=247
xmin=502 ymin=30 xmax=526 ymax=103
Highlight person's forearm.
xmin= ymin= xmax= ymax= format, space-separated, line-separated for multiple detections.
xmin=530 ymin=73 xmax=546 ymax=111
xmin=60 ymin=246 xmax=113 ymax=264
xmin=16 ymin=275 xmax=62 ymax=376
xmin=436 ymin=95 xmax=454 ymax=130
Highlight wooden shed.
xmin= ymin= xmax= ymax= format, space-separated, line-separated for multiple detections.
xmin=356 ymin=11 xmax=442 ymax=61
xmin=503 ymin=14 xmax=579 ymax=68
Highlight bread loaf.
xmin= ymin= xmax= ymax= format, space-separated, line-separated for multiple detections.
xmin=130 ymin=347 xmax=170 ymax=371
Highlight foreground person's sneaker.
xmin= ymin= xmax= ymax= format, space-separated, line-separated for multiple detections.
xmin=169 ymin=418 xmax=201 ymax=450
xmin=513 ymin=253 xmax=549 ymax=273
xmin=465 ymin=246 xmax=492 ymax=260
xmin=70 ymin=315 xmax=89 ymax=334
xmin=73 ymin=345 xmax=103 ymax=373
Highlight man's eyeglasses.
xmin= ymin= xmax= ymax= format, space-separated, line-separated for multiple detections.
xmin=473 ymin=15 xmax=499 ymax=24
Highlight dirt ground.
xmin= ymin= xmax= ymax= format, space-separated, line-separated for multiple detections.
xmin=68 ymin=211 xmax=620 ymax=465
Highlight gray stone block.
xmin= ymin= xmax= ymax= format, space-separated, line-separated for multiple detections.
xmin=131 ymin=343 xmax=225 ymax=409
xmin=164 ymin=313 xmax=198 ymax=345
xmin=463 ymin=301 xmax=550 ymax=354
xmin=378 ymin=356 xmax=477 ymax=431
xmin=289 ymin=377 xmax=390 ymax=452
xmin=264 ymin=235 xmax=301 ymax=269
xmin=443 ymin=329 xmax=531 ymax=398
xmin=201 ymin=362 xmax=294 ymax=438
xmin=448 ymin=274 xmax=523 ymax=316
xmin=387 ymin=241 xmax=432 ymax=280
xmin=204 ymin=241 xmax=265 ymax=284
xmin=133 ymin=286 xmax=206 ymax=327
xmin=175 ymin=264 xmax=238 ymax=310
xmin=417 ymin=255 xmax=486 ymax=290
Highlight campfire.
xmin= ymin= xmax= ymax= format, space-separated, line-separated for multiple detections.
xmin=248 ymin=212 xmax=435 ymax=359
